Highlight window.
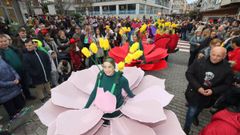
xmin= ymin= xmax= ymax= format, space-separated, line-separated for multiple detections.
xmin=102 ymin=5 xmax=116 ymax=15
xmin=94 ymin=6 xmax=99 ymax=11
xmin=119 ymin=4 xmax=126 ymax=14
xmin=120 ymin=5 xmax=126 ymax=11
xmin=139 ymin=4 xmax=145 ymax=14
xmin=127 ymin=4 xmax=136 ymax=14
xmin=128 ymin=4 xmax=136 ymax=11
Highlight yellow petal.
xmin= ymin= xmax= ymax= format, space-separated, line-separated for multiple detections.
xmin=81 ymin=47 xmax=92 ymax=58
xmin=99 ymin=38 xmax=104 ymax=48
xmin=117 ymin=61 xmax=125 ymax=71
xmin=132 ymin=50 xmax=143 ymax=60
xmin=89 ymin=42 xmax=98 ymax=54
xmin=140 ymin=24 xmax=147 ymax=33
xmin=103 ymin=39 xmax=110 ymax=51
xmin=124 ymin=53 xmax=133 ymax=64
xmin=129 ymin=42 xmax=139 ymax=54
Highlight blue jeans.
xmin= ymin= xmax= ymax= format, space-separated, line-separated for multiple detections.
xmin=184 ymin=105 xmax=203 ymax=130
xmin=181 ymin=32 xmax=187 ymax=41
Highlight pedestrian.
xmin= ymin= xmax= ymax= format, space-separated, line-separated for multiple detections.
xmin=0 ymin=56 xmax=25 ymax=120
xmin=23 ymin=38 xmax=51 ymax=102
xmin=184 ymin=47 xmax=233 ymax=134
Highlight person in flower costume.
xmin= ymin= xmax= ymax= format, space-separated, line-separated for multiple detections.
xmin=154 ymin=20 xmax=180 ymax=53
xmin=34 ymin=42 xmax=185 ymax=135
xmin=109 ymin=31 xmax=168 ymax=71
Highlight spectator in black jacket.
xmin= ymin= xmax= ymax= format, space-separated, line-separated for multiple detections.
xmin=183 ymin=47 xmax=233 ymax=135
xmin=23 ymin=38 xmax=51 ymax=102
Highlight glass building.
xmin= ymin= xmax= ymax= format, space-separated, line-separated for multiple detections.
xmin=76 ymin=0 xmax=171 ymax=17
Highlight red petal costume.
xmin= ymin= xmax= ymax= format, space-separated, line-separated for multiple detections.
xmin=108 ymin=42 xmax=168 ymax=71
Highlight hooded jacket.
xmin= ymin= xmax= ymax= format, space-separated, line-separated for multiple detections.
xmin=199 ymin=109 xmax=240 ymax=135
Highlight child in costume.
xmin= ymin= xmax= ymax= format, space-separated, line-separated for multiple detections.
xmin=35 ymin=36 xmax=185 ymax=135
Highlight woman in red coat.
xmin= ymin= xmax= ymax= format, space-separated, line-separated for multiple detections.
xmin=199 ymin=108 xmax=240 ymax=135
xmin=199 ymin=87 xmax=240 ymax=135
xmin=228 ymin=37 xmax=240 ymax=73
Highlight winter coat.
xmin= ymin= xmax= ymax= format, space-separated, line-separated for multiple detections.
xmin=185 ymin=57 xmax=233 ymax=108
xmin=199 ymin=109 xmax=240 ymax=135
xmin=23 ymin=49 xmax=51 ymax=85
xmin=228 ymin=48 xmax=240 ymax=73
xmin=0 ymin=58 xmax=22 ymax=103
xmin=189 ymin=35 xmax=204 ymax=52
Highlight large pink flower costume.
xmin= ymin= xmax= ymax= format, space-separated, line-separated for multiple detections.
xmin=35 ymin=65 xmax=185 ymax=135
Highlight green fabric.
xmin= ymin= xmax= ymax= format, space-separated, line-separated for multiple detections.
xmin=4 ymin=48 xmax=23 ymax=73
xmin=84 ymin=71 xmax=134 ymax=117
xmin=37 ymin=47 xmax=48 ymax=54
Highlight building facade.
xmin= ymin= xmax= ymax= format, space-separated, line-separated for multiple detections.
xmin=0 ymin=0 xmax=28 ymax=24
xmin=74 ymin=0 xmax=171 ymax=18
xmin=198 ymin=0 xmax=240 ymax=20
xmin=171 ymin=0 xmax=188 ymax=14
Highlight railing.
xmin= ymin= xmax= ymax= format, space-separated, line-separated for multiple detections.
xmin=119 ymin=10 xmax=136 ymax=14
xmin=102 ymin=11 xmax=116 ymax=15
xmin=139 ymin=9 xmax=145 ymax=14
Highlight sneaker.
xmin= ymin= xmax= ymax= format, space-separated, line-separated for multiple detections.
xmin=183 ymin=127 xmax=190 ymax=135
xmin=26 ymin=95 xmax=36 ymax=100
xmin=173 ymin=48 xmax=179 ymax=53
xmin=210 ymin=107 xmax=219 ymax=114
xmin=193 ymin=117 xmax=199 ymax=126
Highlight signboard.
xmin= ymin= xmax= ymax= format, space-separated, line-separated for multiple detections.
xmin=48 ymin=4 xmax=56 ymax=15
xmin=34 ymin=8 xmax=43 ymax=15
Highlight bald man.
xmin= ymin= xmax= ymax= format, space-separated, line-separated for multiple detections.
xmin=183 ymin=47 xmax=233 ymax=135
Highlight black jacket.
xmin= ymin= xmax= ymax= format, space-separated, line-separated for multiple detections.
xmin=23 ymin=49 xmax=51 ymax=85
xmin=185 ymin=57 xmax=233 ymax=107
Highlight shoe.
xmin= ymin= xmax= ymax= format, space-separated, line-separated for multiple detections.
xmin=173 ymin=48 xmax=179 ymax=53
xmin=26 ymin=95 xmax=36 ymax=100
xmin=183 ymin=127 xmax=190 ymax=135
xmin=193 ymin=117 xmax=199 ymax=126
xmin=210 ymin=107 xmax=219 ymax=114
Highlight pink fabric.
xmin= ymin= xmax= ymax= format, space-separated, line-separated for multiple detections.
xmin=55 ymin=108 xmax=103 ymax=135
xmin=47 ymin=121 xmax=56 ymax=135
xmin=111 ymin=116 xmax=156 ymax=135
xmin=35 ymin=67 xmax=185 ymax=134
xmin=94 ymin=126 xmax=110 ymax=135
xmin=133 ymin=75 xmax=166 ymax=94
xmin=131 ymin=85 xmax=174 ymax=107
xmin=34 ymin=100 xmax=69 ymax=126
xmin=152 ymin=110 xmax=186 ymax=135
xmin=51 ymin=81 xmax=89 ymax=109
xmin=68 ymin=67 xmax=98 ymax=94
xmin=123 ymin=67 xmax=144 ymax=90
xmin=83 ymin=120 xmax=104 ymax=135
xmin=93 ymin=88 xmax=117 ymax=113
xmin=121 ymin=100 xmax=166 ymax=123
xmin=69 ymin=66 xmax=144 ymax=95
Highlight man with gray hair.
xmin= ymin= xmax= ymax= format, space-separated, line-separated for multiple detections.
xmin=184 ymin=47 xmax=233 ymax=134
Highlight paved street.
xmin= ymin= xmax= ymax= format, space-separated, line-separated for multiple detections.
xmin=0 ymin=41 xmax=212 ymax=135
